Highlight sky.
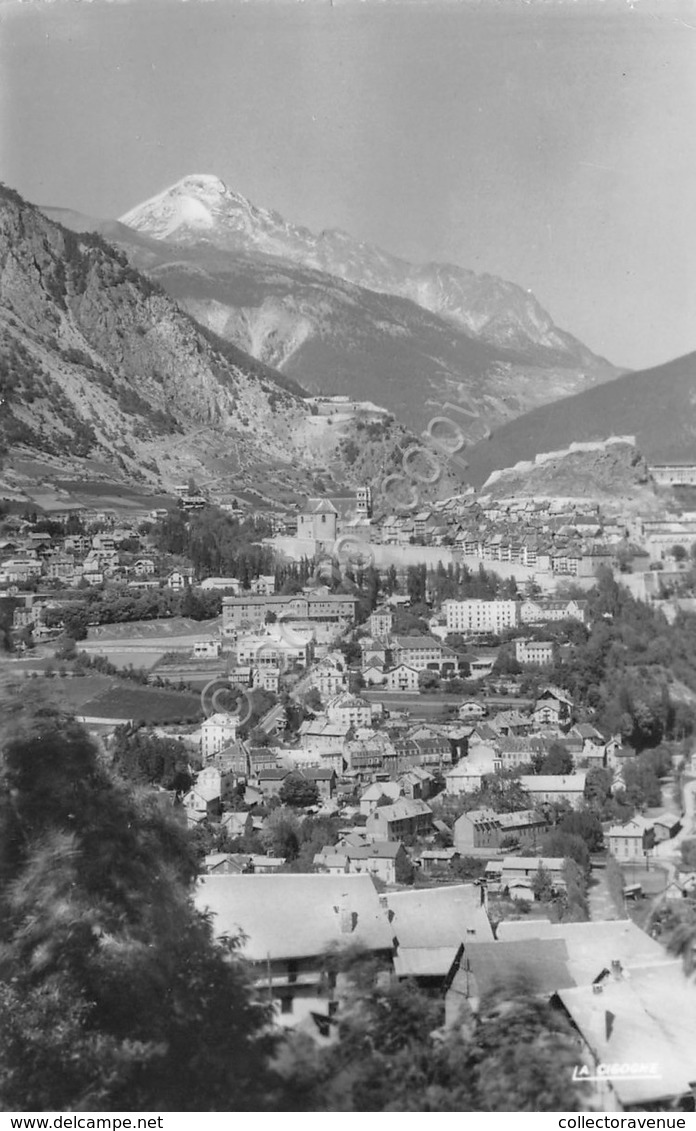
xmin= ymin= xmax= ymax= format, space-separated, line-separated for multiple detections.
xmin=0 ymin=0 xmax=695 ymax=370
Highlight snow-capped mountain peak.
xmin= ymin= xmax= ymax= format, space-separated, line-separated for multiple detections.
xmin=118 ymin=174 xmax=614 ymax=366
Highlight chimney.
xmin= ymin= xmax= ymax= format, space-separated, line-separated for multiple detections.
xmin=592 ymin=983 xmax=603 ymax=995
xmin=336 ymin=894 xmax=358 ymax=934
xmin=611 ymin=959 xmax=622 ymax=979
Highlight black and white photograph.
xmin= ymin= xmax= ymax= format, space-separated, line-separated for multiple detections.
xmin=1 ymin=0 xmax=696 ymax=1117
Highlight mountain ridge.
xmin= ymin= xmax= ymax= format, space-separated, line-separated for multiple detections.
xmin=463 ymin=351 xmax=696 ymax=488
xmin=1 ymin=183 xmax=437 ymax=508
xmin=118 ymin=174 xmax=614 ymax=367
xmin=42 ymin=177 xmax=620 ymax=442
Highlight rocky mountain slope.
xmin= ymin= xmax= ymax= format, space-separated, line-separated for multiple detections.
xmin=42 ymin=175 xmax=619 ymax=440
xmin=463 ymin=351 xmax=696 ymax=488
xmin=1 ymin=184 xmax=444 ymax=509
xmin=481 ymin=438 xmax=663 ymax=514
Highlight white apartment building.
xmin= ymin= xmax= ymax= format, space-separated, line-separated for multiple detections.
xmin=201 ymin=713 xmax=239 ymax=761
xmin=515 ymin=639 xmax=554 ymax=667
xmin=443 ymin=599 xmax=520 ymax=634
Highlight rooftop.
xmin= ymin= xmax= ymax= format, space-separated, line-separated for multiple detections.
xmin=195 ymin=873 xmax=395 ymax=961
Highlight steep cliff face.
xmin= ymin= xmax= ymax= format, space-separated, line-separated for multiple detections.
xmin=1 ymin=184 xmax=436 ymax=504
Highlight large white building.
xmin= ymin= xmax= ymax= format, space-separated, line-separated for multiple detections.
xmin=443 ymin=599 xmax=520 ymax=634
xmin=201 ymin=713 xmax=239 ymax=761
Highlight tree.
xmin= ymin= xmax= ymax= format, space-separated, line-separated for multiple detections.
xmin=540 ymin=742 xmax=574 ymax=776
xmin=680 ymin=839 xmax=696 ymax=870
xmin=531 ymin=863 xmax=554 ymax=902
xmin=62 ymin=605 xmax=90 ymax=641
xmin=275 ymin=954 xmax=591 ymax=1111
xmin=540 ymin=830 xmax=590 ymax=874
xmin=557 ymin=810 xmax=604 ymax=853
xmin=260 ymin=808 xmax=302 ymax=858
xmin=418 ymin=670 xmax=441 ymax=693
xmin=559 ymin=858 xmax=590 ymax=921
xmin=0 ymin=692 xmax=275 ymax=1111
xmin=303 ymin=687 xmax=323 ymax=712
xmin=278 ymin=774 xmax=320 ymax=809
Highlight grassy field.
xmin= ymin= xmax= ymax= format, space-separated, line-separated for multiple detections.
xmin=86 ymin=618 xmax=220 ymax=641
xmin=2 ymin=673 xmax=114 ymax=711
xmin=77 ymin=684 xmax=202 ymax=724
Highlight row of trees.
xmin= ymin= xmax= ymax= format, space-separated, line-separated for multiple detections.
xmin=151 ymin=506 xmax=274 ymax=583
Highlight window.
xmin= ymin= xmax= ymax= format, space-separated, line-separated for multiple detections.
xmin=280 ymin=996 xmax=293 ymax=1015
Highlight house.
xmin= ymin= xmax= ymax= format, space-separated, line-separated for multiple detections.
xmin=491 ymin=710 xmax=534 ymax=738
xmin=298 ymin=718 xmax=352 ymax=762
xmin=532 ymin=686 xmax=573 ymax=729
xmin=444 ymin=757 xmax=491 ymax=795
xmin=362 ymin=663 xmax=386 ymax=686
xmin=519 ymin=773 xmax=587 ymax=808
xmin=167 ymin=568 xmax=194 ymax=591
xmin=556 ymin=961 xmax=696 ymax=1110
xmin=309 ymin=654 xmax=348 ymax=699
xmin=606 ymin=816 xmax=656 ymax=860
xmin=249 ymin=574 xmax=276 ymax=596
xmin=515 ymin=639 xmax=554 ymax=667
xmin=365 ymin=797 xmax=433 ymax=841
xmin=418 ymin=847 xmax=461 ymax=875
xmin=193 ymin=639 xmax=221 ymax=659
xmin=182 ymin=782 xmax=222 ymax=824
xmin=196 ymin=765 xmax=239 ymax=806
xmin=220 ymin=810 xmax=254 ymax=840
xmin=133 ymin=558 xmax=155 ymax=576
xmin=454 ymin=937 xmax=575 ymax=1014
xmin=652 ymin=812 xmax=681 ymax=842
xmin=391 ymin=635 xmax=449 ymax=672
xmin=301 ymin=766 xmax=338 ymax=802
xmin=388 ymin=885 xmax=493 ymax=986
xmin=458 ymin=701 xmax=486 ymax=720
xmin=359 ymin=780 xmax=402 ymax=817
xmin=326 ymin=692 xmax=372 ymax=729
xmin=385 ymin=664 xmax=420 ymax=692
xmin=213 ymin=740 xmax=249 ymax=776
xmin=360 ymin=636 xmax=389 ymax=668
xmin=255 ymin=767 xmax=292 ymax=799
xmin=399 ymin=766 xmax=434 ymax=801
xmin=520 ymin=601 xmax=593 ymax=628
xmin=314 ymin=840 xmax=410 ymax=885
xmin=194 ymin=873 xmax=394 ymax=1029
xmin=453 ymin=808 xmax=547 ymax=854
xmin=249 ymin=855 xmax=287 ymax=874
xmin=369 ymin=605 xmax=394 ymax=639
xmin=498 ymin=856 xmax=567 ymax=897
xmin=253 ymin=665 xmax=280 ymax=693
xmin=203 ymin=852 xmax=253 ymax=874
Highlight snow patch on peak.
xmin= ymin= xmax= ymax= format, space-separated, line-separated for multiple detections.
xmin=177 ymin=174 xmax=228 ymax=193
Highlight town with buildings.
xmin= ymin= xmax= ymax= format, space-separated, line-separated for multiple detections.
xmin=3 ymin=475 xmax=696 ymax=1112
